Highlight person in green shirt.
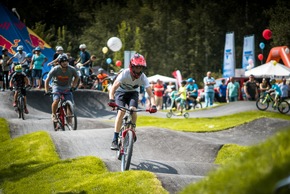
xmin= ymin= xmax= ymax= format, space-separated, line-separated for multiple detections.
xmin=226 ymin=77 xmax=240 ymax=102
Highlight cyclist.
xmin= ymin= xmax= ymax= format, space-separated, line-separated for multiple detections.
xmin=108 ymin=53 xmax=157 ymax=150
xmin=9 ymin=65 xmax=30 ymax=114
xmin=267 ymin=78 xmax=282 ymax=108
xmin=7 ymin=45 xmax=27 ymax=71
xmin=97 ymin=68 xmax=109 ymax=91
xmin=175 ymin=80 xmax=187 ymax=115
xmin=44 ymin=55 xmax=79 ymax=122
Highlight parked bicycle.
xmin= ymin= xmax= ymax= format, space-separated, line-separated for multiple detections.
xmin=13 ymin=85 xmax=31 ymax=120
xmin=45 ymin=90 xmax=77 ymax=131
xmin=112 ymin=104 xmax=151 ymax=171
xmin=256 ymin=91 xmax=290 ymax=114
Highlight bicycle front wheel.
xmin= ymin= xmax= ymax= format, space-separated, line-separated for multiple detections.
xmin=256 ymin=97 xmax=269 ymax=111
xmin=278 ymin=100 xmax=290 ymax=114
xmin=121 ymin=130 xmax=134 ymax=171
xmin=65 ymin=101 xmax=77 ymax=131
xmin=18 ymin=97 xmax=25 ymax=120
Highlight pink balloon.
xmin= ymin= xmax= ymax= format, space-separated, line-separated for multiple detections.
xmin=262 ymin=29 xmax=272 ymax=40
xmin=258 ymin=54 xmax=263 ymax=61
xmin=116 ymin=60 xmax=122 ymax=67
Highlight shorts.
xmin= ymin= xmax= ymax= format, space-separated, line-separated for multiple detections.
xmin=32 ymin=69 xmax=42 ymax=79
xmin=52 ymin=87 xmax=74 ymax=103
xmin=115 ymin=91 xmax=139 ymax=108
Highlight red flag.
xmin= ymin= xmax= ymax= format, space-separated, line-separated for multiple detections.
xmin=172 ymin=70 xmax=182 ymax=87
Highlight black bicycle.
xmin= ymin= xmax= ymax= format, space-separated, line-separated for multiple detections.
xmin=13 ymin=85 xmax=31 ymax=120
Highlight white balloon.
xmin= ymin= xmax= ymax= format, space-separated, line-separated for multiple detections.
xmin=107 ymin=37 xmax=122 ymax=52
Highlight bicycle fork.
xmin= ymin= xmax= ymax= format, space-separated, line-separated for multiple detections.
xmin=120 ymin=128 xmax=136 ymax=154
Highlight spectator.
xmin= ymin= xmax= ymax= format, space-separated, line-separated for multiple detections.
xmin=154 ymin=79 xmax=164 ymax=110
xmin=186 ymin=78 xmax=199 ymax=109
xmin=279 ymin=77 xmax=289 ymax=100
xmin=97 ymin=68 xmax=109 ymax=91
xmin=1 ymin=48 xmax=11 ymax=91
xmin=259 ymin=78 xmax=270 ymax=97
xmin=226 ymin=77 xmax=240 ymax=102
xmin=7 ymin=45 xmax=27 ymax=69
xmin=76 ymin=44 xmax=91 ymax=77
xmin=218 ymin=79 xmax=227 ymax=103
xmin=203 ymin=71 xmax=216 ymax=107
xmin=30 ymin=46 xmax=48 ymax=89
xmin=244 ymin=74 xmax=258 ymax=101
xmin=169 ymin=85 xmax=178 ymax=110
xmin=47 ymin=46 xmax=67 ymax=66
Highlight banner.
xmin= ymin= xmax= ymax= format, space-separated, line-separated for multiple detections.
xmin=223 ymin=32 xmax=236 ymax=78
xmin=172 ymin=70 xmax=182 ymax=88
xmin=0 ymin=3 xmax=54 ymax=74
xmin=242 ymin=35 xmax=255 ymax=70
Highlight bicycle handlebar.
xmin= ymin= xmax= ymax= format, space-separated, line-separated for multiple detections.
xmin=111 ymin=104 xmax=150 ymax=113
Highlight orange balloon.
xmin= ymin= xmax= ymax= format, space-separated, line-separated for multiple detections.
xmin=116 ymin=60 xmax=122 ymax=67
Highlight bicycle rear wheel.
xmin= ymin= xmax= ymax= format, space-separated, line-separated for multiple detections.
xmin=256 ymin=97 xmax=269 ymax=111
xmin=278 ymin=100 xmax=290 ymax=114
xmin=64 ymin=101 xmax=77 ymax=130
xmin=121 ymin=130 xmax=134 ymax=171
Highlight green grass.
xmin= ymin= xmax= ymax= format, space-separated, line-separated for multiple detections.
xmin=0 ymin=129 xmax=167 ymax=194
xmin=179 ymin=126 xmax=290 ymax=194
xmin=137 ymin=110 xmax=290 ymax=132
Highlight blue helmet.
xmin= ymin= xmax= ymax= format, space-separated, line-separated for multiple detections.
xmin=187 ymin=78 xmax=193 ymax=83
xmin=34 ymin=46 xmax=41 ymax=51
xmin=25 ymin=53 xmax=32 ymax=58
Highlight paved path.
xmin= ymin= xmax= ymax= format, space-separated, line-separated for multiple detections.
xmin=1 ymin=89 xmax=289 ymax=193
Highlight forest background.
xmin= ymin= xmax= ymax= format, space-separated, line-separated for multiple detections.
xmin=1 ymin=0 xmax=290 ymax=82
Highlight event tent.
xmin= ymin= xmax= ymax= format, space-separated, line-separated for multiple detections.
xmin=245 ymin=60 xmax=290 ymax=78
xmin=147 ymin=74 xmax=177 ymax=83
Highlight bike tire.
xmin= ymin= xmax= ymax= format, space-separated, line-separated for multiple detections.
xmin=166 ymin=112 xmax=172 ymax=118
xmin=278 ymin=100 xmax=290 ymax=114
xmin=65 ymin=100 xmax=77 ymax=131
xmin=18 ymin=97 xmax=25 ymax=120
xmin=121 ymin=130 xmax=134 ymax=171
xmin=256 ymin=97 xmax=269 ymax=111
xmin=183 ymin=112 xmax=189 ymax=118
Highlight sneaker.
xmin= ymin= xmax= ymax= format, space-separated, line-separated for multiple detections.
xmin=51 ymin=114 xmax=58 ymax=122
xmin=110 ymin=140 xmax=119 ymax=150
xmin=13 ymin=102 xmax=17 ymax=107
xmin=24 ymin=107 xmax=29 ymax=114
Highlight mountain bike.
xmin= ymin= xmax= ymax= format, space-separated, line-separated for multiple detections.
xmin=256 ymin=91 xmax=290 ymax=114
xmin=46 ymin=90 xmax=77 ymax=131
xmin=13 ymin=85 xmax=31 ymax=120
xmin=112 ymin=104 xmax=151 ymax=171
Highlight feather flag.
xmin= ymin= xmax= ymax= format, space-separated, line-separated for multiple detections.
xmin=172 ymin=70 xmax=182 ymax=88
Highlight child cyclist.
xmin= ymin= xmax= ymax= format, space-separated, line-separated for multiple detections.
xmin=267 ymin=78 xmax=282 ymax=108
xmin=108 ymin=53 xmax=157 ymax=150
xmin=9 ymin=65 xmax=30 ymax=114
xmin=175 ymin=80 xmax=187 ymax=115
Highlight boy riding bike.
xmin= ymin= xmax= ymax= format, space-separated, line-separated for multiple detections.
xmin=267 ymin=78 xmax=282 ymax=108
xmin=9 ymin=65 xmax=30 ymax=114
xmin=44 ymin=56 xmax=79 ymax=122
xmin=108 ymin=53 xmax=157 ymax=150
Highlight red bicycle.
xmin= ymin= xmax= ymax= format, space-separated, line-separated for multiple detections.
xmin=112 ymin=105 xmax=151 ymax=171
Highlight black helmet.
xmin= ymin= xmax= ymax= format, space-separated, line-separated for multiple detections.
xmin=58 ymin=55 xmax=68 ymax=63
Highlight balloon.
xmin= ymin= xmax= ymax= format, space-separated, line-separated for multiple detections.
xmin=272 ymin=60 xmax=277 ymax=66
xmin=258 ymin=54 xmax=263 ymax=61
xmin=259 ymin=42 xmax=265 ymax=50
xmin=102 ymin=47 xmax=108 ymax=54
xmin=116 ymin=60 xmax=122 ymax=67
xmin=262 ymin=29 xmax=272 ymax=40
xmin=107 ymin=37 xmax=122 ymax=52
xmin=106 ymin=58 xmax=112 ymax=64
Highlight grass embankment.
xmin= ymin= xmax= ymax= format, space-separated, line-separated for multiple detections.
xmin=0 ymin=118 xmax=167 ymax=194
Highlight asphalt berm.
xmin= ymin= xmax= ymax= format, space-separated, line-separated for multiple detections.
xmin=1 ymin=89 xmax=289 ymax=194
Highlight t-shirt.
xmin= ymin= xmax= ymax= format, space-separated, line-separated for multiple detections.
xmin=154 ymin=84 xmax=164 ymax=97
xmin=13 ymin=51 xmax=27 ymax=63
xmin=219 ymin=84 xmax=227 ymax=97
xmin=279 ymin=83 xmax=289 ymax=98
xmin=79 ymin=51 xmax=90 ymax=67
xmin=116 ymin=68 xmax=150 ymax=92
xmin=245 ymin=81 xmax=257 ymax=98
xmin=227 ymin=81 xmax=240 ymax=97
xmin=203 ymin=76 xmax=215 ymax=92
xmin=272 ymin=84 xmax=281 ymax=96
xmin=178 ymin=86 xmax=187 ymax=100
xmin=10 ymin=72 xmax=27 ymax=87
xmin=47 ymin=65 xmax=79 ymax=89
xmin=186 ymin=83 xmax=198 ymax=96
xmin=32 ymin=54 xmax=47 ymax=70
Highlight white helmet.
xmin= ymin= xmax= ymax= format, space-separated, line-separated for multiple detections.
xmin=56 ymin=46 xmax=64 ymax=51
xmin=17 ymin=45 xmax=24 ymax=51
xmin=79 ymin=44 xmax=86 ymax=49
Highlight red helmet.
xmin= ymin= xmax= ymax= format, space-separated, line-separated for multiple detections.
xmin=129 ymin=53 xmax=146 ymax=79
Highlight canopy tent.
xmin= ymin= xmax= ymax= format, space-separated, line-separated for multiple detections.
xmin=147 ymin=74 xmax=177 ymax=83
xmin=245 ymin=60 xmax=290 ymax=78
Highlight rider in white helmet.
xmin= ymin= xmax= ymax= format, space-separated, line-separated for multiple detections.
xmin=7 ymin=45 xmax=27 ymax=70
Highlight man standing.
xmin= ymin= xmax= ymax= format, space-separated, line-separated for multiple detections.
xmin=226 ymin=77 xmax=240 ymax=102
xmin=203 ymin=71 xmax=216 ymax=107
xmin=244 ymin=74 xmax=258 ymax=101
xmin=154 ymin=79 xmax=164 ymax=110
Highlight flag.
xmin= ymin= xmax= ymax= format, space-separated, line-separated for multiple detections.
xmin=242 ymin=35 xmax=255 ymax=70
xmin=172 ymin=70 xmax=182 ymax=88
xmin=223 ymin=32 xmax=236 ymax=78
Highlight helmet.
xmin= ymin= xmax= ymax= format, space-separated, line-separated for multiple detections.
xmin=25 ymin=53 xmax=32 ymax=58
xmin=270 ymin=78 xmax=276 ymax=84
xmin=2 ymin=48 xmax=8 ymax=54
xmin=15 ymin=65 xmax=22 ymax=72
xmin=187 ymin=78 xmax=193 ymax=83
xmin=34 ymin=46 xmax=41 ymax=51
xmin=98 ymin=68 xmax=104 ymax=74
xmin=181 ymin=80 xmax=187 ymax=85
xmin=79 ymin=44 xmax=86 ymax=49
xmin=17 ymin=45 xmax=23 ymax=51
xmin=58 ymin=55 xmax=68 ymax=63
xmin=56 ymin=46 xmax=64 ymax=51
xmin=129 ymin=53 xmax=146 ymax=79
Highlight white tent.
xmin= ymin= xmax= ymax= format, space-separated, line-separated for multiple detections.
xmin=147 ymin=74 xmax=177 ymax=83
xmin=245 ymin=60 xmax=290 ymax=78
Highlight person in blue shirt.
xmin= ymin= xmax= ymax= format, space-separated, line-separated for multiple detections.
xmin=186 ymin=78 xmax=198 ymax=109
xmin=267 ymin=78 xmax=282 ymax=108
xmin=218 ymin=79 xmax=227 ymax=103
